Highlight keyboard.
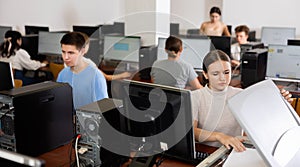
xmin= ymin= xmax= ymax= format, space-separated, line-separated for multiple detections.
xmin=196 ymin=146 xmax=229 ymax=167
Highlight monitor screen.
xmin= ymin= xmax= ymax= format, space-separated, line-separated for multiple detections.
xmin=103 ymin=35 xmax=141 ymax=63
xmin=120 ymin=79 xmax=196 ymax=161
xmin=261 ymin=27 xmax=296 ymax=46
xmin=208 ymin=35 xmax=231 ymax=57
xmin=0 ymin=61 xmax=14 ymax=91
xmin=266 ymin=44 xmax=300 ymax=81
xmin=157 ymin=37 xmax=211 ymax=70
xmin=0 ymin=26 xmax=12 ymax=44
xmin=25 ymin=25 xmax=49 ymax=35
xmin=72 ymin=25 xmax=100 ymax=37
xmin=38 ymin=31 xmax=66 ymax=55
xmin=21 ymin=35 xmax=39 ymax=60
xmin=0 ymin=149 xmax=45 ymax=167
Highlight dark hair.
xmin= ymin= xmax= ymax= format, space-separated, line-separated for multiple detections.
xmin=0 ymin=30 xmax=22 ymax=58
xmin=201 ymin=50 xmax=231 ymax=85
xmin=210 ymin=6 xmax=222 ymax=16
xmin=60 ymin=32 xmax=86 ymax=50
xmin=234 ymin=25 xmax=250 ymax=35
xmin=165 ymin=35 xmax=182 ymax=57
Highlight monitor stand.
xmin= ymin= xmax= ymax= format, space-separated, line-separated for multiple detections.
xmin=129 ymin=137 xmax=159 ymax=167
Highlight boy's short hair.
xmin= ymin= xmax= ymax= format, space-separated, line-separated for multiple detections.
xmin=60 ymin=32 xmax=86 ymax=50
xmin=234 ymin=25 xmax=250 ymax=35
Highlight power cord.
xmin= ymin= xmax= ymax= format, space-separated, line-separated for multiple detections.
xmin=75 ymin=134 xmax=81 ymax=167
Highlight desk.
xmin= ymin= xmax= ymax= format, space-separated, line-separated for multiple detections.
xmin=38 ymin=142 xmax=75 ymax=167
xmin=38 ymin=142 xmax=218 ymax=167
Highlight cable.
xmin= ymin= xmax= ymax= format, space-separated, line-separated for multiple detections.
xmin=75 ymin=134 xmax=81 ymax=167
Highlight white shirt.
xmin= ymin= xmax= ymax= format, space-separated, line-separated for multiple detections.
xmin=0 ymin=49 xmax=46 ymax=71
xmin=231 ymin=43 xmax=241 ymax=61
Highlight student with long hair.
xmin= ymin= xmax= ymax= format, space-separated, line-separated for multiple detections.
xmin=0 ymin=30 xmax=49 ymax=85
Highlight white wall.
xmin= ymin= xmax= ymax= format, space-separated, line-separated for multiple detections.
xmin=223 ymin=0 xmax=300 ymax=38
xmin=1 ymin=0 xmax=299 ymax=38
xmin=0 ymin=0 xmax=125 ymax=34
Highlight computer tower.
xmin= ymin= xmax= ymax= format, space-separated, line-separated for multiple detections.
xmin=139 ymin=45 xmax=158 ymax=80
xmin=241 ymin=48 xmax=268 ymax=88
xmin=76 ymin=98 xmax=130 ymax=167
xmin=0 ymin=81 xmax=74 ymax=156
xmin=240 ymin=42 xmax=264 ymax=58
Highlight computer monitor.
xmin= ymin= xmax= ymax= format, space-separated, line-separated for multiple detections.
xmin=287 ymin=39 xmax=300 ymax=46
xmin=24 ymin=25 xmax=49 ymax=35
xmin=21 ymin=34 xmax=39 ymax=60
xmin=0 ymin=61 xmax=14 ymax=91
xmin=0 ymin=149 xmax=45 ymax=167
xmin=261 ymin=26 xmax=296 ymax=46
xmin=157 ymin=37 xmax=211 ymax=70
xmin=120 ymin=79 xmax=196 ymax=162
xmin=208 ymin=35 xmax=231 ymax=56
xmin=266 ymin=44 xmax=300 ymax=81
xmin=0 ymin=26 xmax=12 ymax=43
xmin=170 ymin=23 xmax=180 ymax=35
xmin=113 ymin=22 xmax=125 ymax=36
xmin=103 ymin=35 xmax=141 ymax=63
xmin=38 ymin=31 xmax=66 ymax=55
xmin=72 ymin=25 xmax=100 ymax=37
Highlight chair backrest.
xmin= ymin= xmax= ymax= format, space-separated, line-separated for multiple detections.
xmin=14 ymin=79 xmax=23 ymax=88
xmin=49 ymin=62 xmax=64 ymax=81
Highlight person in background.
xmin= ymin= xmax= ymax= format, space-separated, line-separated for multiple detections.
xmin=200 ymin=6 xmax=231 ymax=37
xmin=192 ymin=50 xmax=293 ymax=152
xmin=57 ymin=32 xmax=108 ymax=109
xmin=151 ymin=35 xmax=203 ymax=90
xmin=0 ymin=30 xmax=49 ymax=85
xmin=231 ymin=25 xmax=250 ymax=67
xmin=78 ymin=32 xmax=132 ymax=81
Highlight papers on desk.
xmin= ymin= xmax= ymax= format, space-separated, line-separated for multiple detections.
xmin=223 ymin=148 xmax=267 ymax=167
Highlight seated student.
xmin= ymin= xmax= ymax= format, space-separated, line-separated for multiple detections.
xmin=150 ymin=35 xmax=203 ymax=90
xmin=192 ymin=50 xmax=293 ymax=152
xmin=200 ymin=6 xmax=231 ymax=37
xmin=57 ymin=32 xmax=108 ymax=109
xmin=78 ymin=32 xmax=132 ymax=81
xmin=231 ymin=25 xmax=250 ymax=67
xmin=0 ymin=30 xmax=49 ymax=85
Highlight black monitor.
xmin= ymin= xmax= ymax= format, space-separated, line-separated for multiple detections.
xmin=0 ymin=61 xmax=14 ymax=91
xmin=72 ymin=25 xmax=100 ymax=37
xmin=21 ymin=35 xmax=39 ymax=60
xmin=0 ymin=149 xmax=45 ymax=167
xmin=208 ymin=35 xmax=231 ymax=56
xmin=113 ymin=22 xmax=125 ymax=36
xmin=0 ymin=26 xmax=12 ymax=44
xmin=24 ymin=25 xmax=49 ymax=35
xmin=170 ymin=23 xmax=180 ymax=35
xmin=287 ymin=39 xmax=300 ymax=46
xmin=120 ymin=79 xmax=196 ymax=163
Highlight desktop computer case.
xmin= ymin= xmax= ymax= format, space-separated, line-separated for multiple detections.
xmin=0 ymin=81 xmax=74 ymax=156
xmin=241 ymin=48 xmax=268 ymax=88
xmin=76 ymin=98 xmax=130 ymax=167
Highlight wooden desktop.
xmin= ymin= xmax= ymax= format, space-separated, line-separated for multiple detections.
xmin=38 ymin=142 xmax=218 ymax=167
